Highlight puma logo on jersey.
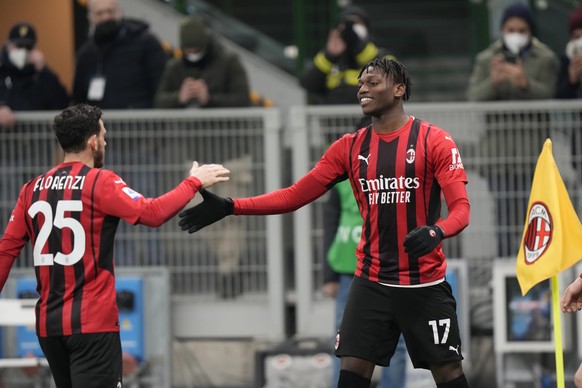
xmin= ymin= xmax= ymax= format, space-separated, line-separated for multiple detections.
xmin=448 ymin=345 xmax=460 ymax=355
xmin=358 ymin=154 xmax=371 ymax=165
xmin=9 ymin=215 xmax=15 ymax=222
xmin=444 ymin=136 xmax=454 ymax=142
xmin=114 ymin=179 xmax=125 ymax=184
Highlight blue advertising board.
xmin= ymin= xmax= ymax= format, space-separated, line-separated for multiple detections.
xmin=15 ymin=278 xmax=42 ymax=357
xmin=116 ymin=277 xmax=145 ymax=361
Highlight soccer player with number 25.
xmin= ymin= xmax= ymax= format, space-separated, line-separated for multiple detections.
xmin=0 ymin=103 xmax=229 ymax=388
xmin=179 ymin=59 xmax=471 ymax=388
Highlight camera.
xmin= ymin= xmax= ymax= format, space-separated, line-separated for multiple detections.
xmin=503 ymin=51 xmax=518 ymax=64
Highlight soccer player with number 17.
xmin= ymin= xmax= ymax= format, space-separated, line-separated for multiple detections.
xmin=179 ymin=59 xmax=471 ymax=388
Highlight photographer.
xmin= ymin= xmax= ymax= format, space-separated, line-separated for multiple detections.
xmin=466 ymin=1 xmax=558 ymax=101
xmin=466 ymin=2 xmax=559 ymax=258
xmin=556 ymin=5 xmax=582 ymax=202
xmin=556 ymin=5 xmax=582 ymax=99
xmin=299 ymin=5 xmax=394 ymax=105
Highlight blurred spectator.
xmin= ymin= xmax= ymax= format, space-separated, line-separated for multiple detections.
xmin=155 ymin=15 xmax=251 ymax=296
xmin=299 ymin=5 xmax=394 ymax=105
xmin=467 ymin=2 xmax=558 ymax=101
xmin=556 ymin=6 xmax=582 ymax=206
xmin=0 ymin=22 xmax=69 ymax=128
xmin=154 ymin=15 xmax=250 ymax=108
xmin=73 ymin=0 xmax=168 ymax=109
xmin=556 ymin=6 xmax=582 ymax=99
xmin=72 ymin=0 xmax=169 ymax=265
xmin=467 ymin=2 xmax=559 ymax=257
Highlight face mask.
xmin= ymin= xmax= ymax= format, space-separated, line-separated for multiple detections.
xmin=8 ymin=48 xmax=28 ymax=70
xmin=503 ymin=32 xmax=530 ymax=54
xmin=185 ymin=51 xmax=205 ymax=63
xmin=566 ymin=36 xmax=582 ymax=60
xmin=353 ymin=24 xmax=368 ymax=41
xmin=94 ymin=19 xmax=122 ymax=45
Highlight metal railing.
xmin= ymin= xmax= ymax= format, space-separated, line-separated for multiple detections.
xmin=1 ymin=101 xmax=581 ymax=340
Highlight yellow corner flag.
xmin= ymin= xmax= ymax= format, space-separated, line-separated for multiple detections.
xmin=516 ymin=139 xmax=582 ymax=296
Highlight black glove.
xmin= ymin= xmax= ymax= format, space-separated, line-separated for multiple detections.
xmin=403 ymin=225 xmax=444 ymax=258
xmin=178 ymin=189 xmax=234 ymax=233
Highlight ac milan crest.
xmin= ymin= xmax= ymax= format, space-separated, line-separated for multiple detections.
xmin=523 ymin=202 xmax=553 ymax=264
xmin=406 ymin=147 xmax=415 ymax=164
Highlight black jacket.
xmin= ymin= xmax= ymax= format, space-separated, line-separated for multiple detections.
xmin=73 ymin=18 xmax=168 ymax=109
xmin=0 ymin=47 xmax=69 ymax=111
xmin=299 ymin=42 xmax=392 ymax=105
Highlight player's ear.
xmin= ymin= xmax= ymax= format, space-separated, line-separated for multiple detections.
xmin=87 ymin=134 xmax=98 ymax=151
xmin=394 ymin=83 xmax=406 ymax=98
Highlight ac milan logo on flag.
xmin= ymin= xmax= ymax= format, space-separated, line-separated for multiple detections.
xmin=523 ymin=202 xmax=553 ymax=264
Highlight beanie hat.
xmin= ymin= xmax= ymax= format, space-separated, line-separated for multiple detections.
xmin=8 ymin=22 xmax=36 ymax=48
xmin=501 ymin=2 xmax=535 ymax=32
xmin=568 ymin=6 xmax=582 ymax=34
xmin=180 ymin=15 xmax=209 ymax=50
xmin=338 ymin=5 xmax=370 ymax=29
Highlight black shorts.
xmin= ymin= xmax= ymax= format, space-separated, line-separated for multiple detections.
xmin=39 ymin=332 xmax=122 ymax=388
xmin=335 ymin=275 xmax=464 ymax=369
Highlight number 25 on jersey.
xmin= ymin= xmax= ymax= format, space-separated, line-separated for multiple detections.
xmin=28 ymin=200 xmax=85 ymax=267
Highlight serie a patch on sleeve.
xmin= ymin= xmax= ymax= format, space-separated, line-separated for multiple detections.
xmin=122 ymin=187 xmax=143 ymax=201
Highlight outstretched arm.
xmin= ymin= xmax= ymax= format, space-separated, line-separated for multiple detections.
xmin=179 ymin=172 xmax=330 ymax=233
xmin=101 ymin=162 xmax=229 ymax=227
xmin=234 ymin=172 xmax=329 ymax=215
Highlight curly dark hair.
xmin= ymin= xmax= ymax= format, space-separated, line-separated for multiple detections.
xmin=358 ymin=58 xmax=412 ymax=101
xmin=53 ymin=104 xmax=102 ymax=153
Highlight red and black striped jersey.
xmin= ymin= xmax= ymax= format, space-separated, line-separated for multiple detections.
xmin=0 ymin=161 xmax=201 ymax=337
xmin=310 ymin=117 xmax=468 ymax=285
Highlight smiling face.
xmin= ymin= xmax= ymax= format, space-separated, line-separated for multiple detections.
xmin=357 ymin=65 xmax=405 ymax=117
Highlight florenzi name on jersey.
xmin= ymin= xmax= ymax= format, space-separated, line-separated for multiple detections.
xmin=33 ymin=175 xmax=85 ymax=192
xmin=358 ymin=176 xmax=420 ymax=205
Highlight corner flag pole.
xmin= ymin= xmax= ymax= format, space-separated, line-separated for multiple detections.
xmin=552 ymin=274 xmax=565 ymax=388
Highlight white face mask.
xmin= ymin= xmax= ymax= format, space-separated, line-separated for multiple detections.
xmin=503 ymin=32 xmax=530 ymax=54
xmin=185 ymin=51 xmax=205 ymax=63
xmin=8 ymin=48 xmax=28 ymax=70
xmin=353 ymin=24 xmax=368 ymax=40
xmin=566 ymin=36 xmax=582 ymax=60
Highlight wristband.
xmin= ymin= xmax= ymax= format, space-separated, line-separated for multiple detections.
xmin=579 ymin=272 xmax=582 ymax=279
